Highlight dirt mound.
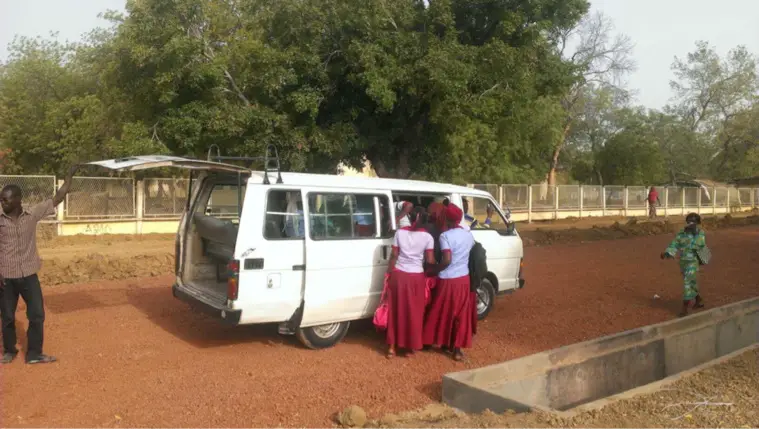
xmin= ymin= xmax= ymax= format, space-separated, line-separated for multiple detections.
xmin=521 ymin=215 xmax=759 ymax=247
xmin=355 ymin=348 xmax=758 ymax=428
xmin=521 ymin=220 xmax=676 ymax=247
xmin=39 ymin=253 xmax=174 ymax=286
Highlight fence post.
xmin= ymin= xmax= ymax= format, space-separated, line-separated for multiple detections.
xmin=664 ymin=188 xmax=669 ymax=217
xmin=681 ymin=187 xmax=685 ymax=216
xmin=752 ymin=187 xmax=756 ymax=208
xmin=498 ymin=185 xmax=504 ymax=211
xmin=56 ymin=178 xmax=64 ymax=236
xmin=697 ymin=187 xmax=702 ymax=215
xmin=136 ymin=180 xmax=145 ymax=235
xmin=602 ymin=186 xmax=606 ymax=216
xmin=579 ymin=185 xmax=584 ymax=219
xmin=624 ymin=187 xmax=629 ymax=217
xmin=527 ymin=185 xmax=533 ymax=224
xmin=726 ymin=187 xmax=731 ymax=214
xmin=554 ymin=186 xmax=559 ymax=220
xmin=712 ymin=186 xmax=717 ymax=215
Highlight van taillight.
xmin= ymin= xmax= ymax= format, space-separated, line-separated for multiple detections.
xmin=518 ymin=258 xmax=524 ymax=278
xmin=226 ymin=260 xmax=240 ymax=301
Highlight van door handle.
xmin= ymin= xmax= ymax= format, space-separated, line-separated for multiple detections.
xmin=381 ymin=245 xmax=388 ymax=260
xmin=293 ymin=265 xmax=305 ymax=271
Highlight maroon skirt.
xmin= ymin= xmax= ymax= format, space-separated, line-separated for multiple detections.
xmin=386 ymin=270 xmax=427 ymax=350
xmin=422 ymin=275 xmax=476 ymax=349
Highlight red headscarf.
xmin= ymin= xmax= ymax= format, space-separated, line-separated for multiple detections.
xmin=427 ymin=202 xmax=446 ymax=232
xmin=444 ymin=203 xmax=464 ymax=225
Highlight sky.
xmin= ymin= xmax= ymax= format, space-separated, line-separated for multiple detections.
xmin=1 ymin=0 xmax=758 ymax=109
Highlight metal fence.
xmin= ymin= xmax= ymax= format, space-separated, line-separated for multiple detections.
xmin=0 ymin=175 xmax=57 ymax=218
xmin=2 ymin=175 xmax=758 ymax=222
xmin=469 ymin=184 xmax=759 ymax=214
xmin=144 ymin=178 xmax=191 ymax=217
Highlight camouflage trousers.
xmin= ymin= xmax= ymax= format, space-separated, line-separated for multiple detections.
xmin=679 ymin=261 xmax=700 ymax=301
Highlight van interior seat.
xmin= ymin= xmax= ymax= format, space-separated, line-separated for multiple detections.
xmin=193 ymin=212 xmax=238 ymax=263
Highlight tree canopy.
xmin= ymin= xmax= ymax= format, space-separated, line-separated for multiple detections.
xmin=1 ymin=0 xmax=758 ymax=185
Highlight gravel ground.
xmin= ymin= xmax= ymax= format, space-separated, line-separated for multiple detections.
xmin=1 ymin=226 xmax=757 ymax=427
xmin=368 ymin=348 xmax=758 ymax=428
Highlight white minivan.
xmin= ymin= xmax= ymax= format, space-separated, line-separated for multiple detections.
xmin=90 ymin=151 xmax=525 ymax=349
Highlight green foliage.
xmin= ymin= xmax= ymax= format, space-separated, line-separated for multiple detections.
xmin=1 ymin=3 xmax=757 ymax=187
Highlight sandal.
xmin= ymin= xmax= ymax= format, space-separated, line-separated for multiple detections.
xmin=453 ymin=349 xmax=465 ymax=361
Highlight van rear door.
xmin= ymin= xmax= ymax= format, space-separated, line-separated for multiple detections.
xmin=88 ymin=155 xmax=250 ymax=277
xmin=87 ymin=155 xmax=250 ymax=174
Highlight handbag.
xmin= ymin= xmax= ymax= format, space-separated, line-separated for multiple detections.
xmin=373 ymin=274 xmax=391 ymax=331
xmin=696 ymin=246 xmax=711 ymax=266
xmin=424 ymin=276 xmax=437 ymax=306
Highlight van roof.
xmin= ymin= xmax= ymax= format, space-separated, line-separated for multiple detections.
xmin=247 ymin=171 xmax=493 ymax=198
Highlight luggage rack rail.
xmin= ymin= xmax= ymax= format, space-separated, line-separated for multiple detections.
xmin=206 ymin=143 xmax=283 ymax=185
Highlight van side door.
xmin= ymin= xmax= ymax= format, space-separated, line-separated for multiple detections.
xmin=301 ymin=189 xmax=394 ymax=327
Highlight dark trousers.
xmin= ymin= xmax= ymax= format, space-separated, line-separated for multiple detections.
xmin=1 ymin=274 xmax=45 ymax=358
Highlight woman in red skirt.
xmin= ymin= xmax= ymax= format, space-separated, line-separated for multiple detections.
xmin=422 ymin=202 xmax=476 ymax=361
xmin=386 ymin=208 xmax=436 ymax=358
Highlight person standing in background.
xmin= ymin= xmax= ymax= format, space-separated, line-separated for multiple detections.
xmin=0 ymin=165 xmax=79 ymax=364
xmin=648 ymin=187 xmax=661 ymax=219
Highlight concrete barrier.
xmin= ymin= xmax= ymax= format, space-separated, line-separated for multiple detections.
xmin=443 ymin=297 xmax=759 ymax=416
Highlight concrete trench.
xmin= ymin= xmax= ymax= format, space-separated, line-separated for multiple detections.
xmin=442 ymin=297 xmax=759 ymax=417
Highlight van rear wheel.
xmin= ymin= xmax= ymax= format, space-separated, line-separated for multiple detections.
xmin=296 ymin=321 xmax=350 ymax=349
xmin=476 ymin=278 xmax=496 ymax=321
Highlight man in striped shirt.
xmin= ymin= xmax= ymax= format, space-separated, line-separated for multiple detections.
xmin=0 ymin=165 xmax=78 ymax=364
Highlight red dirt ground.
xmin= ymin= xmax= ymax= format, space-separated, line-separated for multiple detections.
xmin=1 ymin=227 xmax=758 ymax=427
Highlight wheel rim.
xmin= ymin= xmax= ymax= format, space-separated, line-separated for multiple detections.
xmin=476 ymin=284 xmax=490 ymax=315
xmin=312 ymin=323 xmax=341 ymax=339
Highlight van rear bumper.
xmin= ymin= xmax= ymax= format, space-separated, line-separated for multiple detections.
xmin=172 ymin=284 xmax=241 ymax=324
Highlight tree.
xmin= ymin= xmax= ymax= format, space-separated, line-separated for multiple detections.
xmin=547 ymin=11 xmax=634 ymax=185
xmin=565 ymin=83 xmax=629 ymax=184
xmin=95 ymin=0 xmax=590 ymax=183
xmin=668 ymin=41 xmax=759 ymax=180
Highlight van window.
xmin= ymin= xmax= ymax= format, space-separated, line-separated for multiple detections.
xmin=205 ymin=184 xmax=246 ymax=221
xmin=392 ymin=193 xmax=447 ymax=209
xmin=463 ymin=195 xmax=512 ymax=234
xmin=264 ymin=190 xmax=304 ymax=239
xmin=308 ymin=193 xmax=389 ymax=240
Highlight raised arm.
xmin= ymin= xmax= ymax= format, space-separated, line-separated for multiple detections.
xmin=53 ymin=165 xmax=79 ymax=207
xmin=662 ymin=232 xmax=683 ymax=259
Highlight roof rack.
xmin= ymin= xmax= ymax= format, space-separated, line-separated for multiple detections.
xmin=206 ymin=143 xmax=283 ymax=184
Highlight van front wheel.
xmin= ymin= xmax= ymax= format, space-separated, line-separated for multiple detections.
xmin=296 ymin=321 xmax=350 ymax=349
xmin=476 ymin=278 xmax=496 ymax=321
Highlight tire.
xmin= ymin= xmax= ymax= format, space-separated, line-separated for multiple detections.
xmin=295 ymin=321 xmax=351 ymax=350
xmin=475 ymin=277 xmax=496 ymax=321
